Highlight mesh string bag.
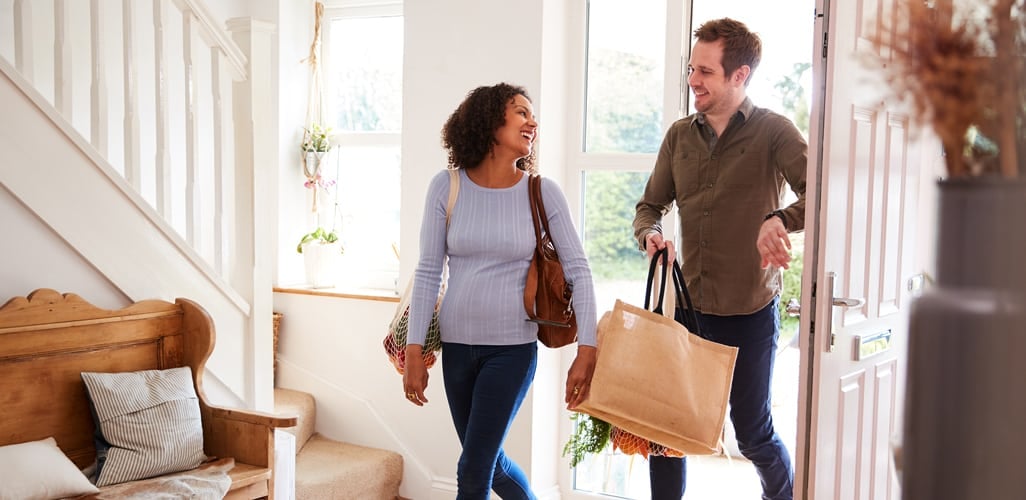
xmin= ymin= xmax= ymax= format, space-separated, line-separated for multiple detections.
xmin=384 ymin=281 xmax=444 ymax=374
xmin=610 ymin=425 xmax=685 ymax=459
xmin=382 ymin=169 xmax=458 ymax=375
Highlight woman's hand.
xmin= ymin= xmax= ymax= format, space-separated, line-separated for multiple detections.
xmin=565 ymin=345 xmax=597 ymax=409
xmin=402 ymin=344 xmax=429 ymax=406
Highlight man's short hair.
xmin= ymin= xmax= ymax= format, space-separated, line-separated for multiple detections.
xmin=693 ymin=18 xmax=762 ymax=85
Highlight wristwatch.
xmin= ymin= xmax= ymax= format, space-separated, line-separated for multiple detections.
xmin=763 ymin=210 xmax=786 ymax=226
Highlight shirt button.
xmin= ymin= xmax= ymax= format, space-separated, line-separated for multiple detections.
xmin=701 ymin=241 xmax=708 ymax=247
xmin=706 ymin=183 xmax=713 ymax=189
xmin=703 ymin=210 xmax=710 ymax=216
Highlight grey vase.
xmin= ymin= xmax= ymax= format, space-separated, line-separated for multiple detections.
xmin=902 ymin=178 xmax=1026 ymax=499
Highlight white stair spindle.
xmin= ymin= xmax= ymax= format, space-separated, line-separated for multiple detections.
xmin=212 ymin=46 xmax=231 ymax=277
xmin=123 ymin=0 xmax=140 ymax=189
xmin=13 ymin=0 xmax=34 ymax=83
xmin=153 ymin=0 xmax=171 ymax=218
xmin=183 ymin=10 xmax=200 ymax=248
xmin=89 ymin=0 xmax=108 ymax=157
xmin=54 ymin=0 xmax=72 ymax=118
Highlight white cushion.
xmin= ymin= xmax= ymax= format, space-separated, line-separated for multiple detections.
xmin=81 ymin=367 xmax=207 ymax=487
xmin=0 ymin=437 xmax=99 ymax=500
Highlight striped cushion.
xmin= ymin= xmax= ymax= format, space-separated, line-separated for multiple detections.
xmin=81 ymin=367 xmax=207 ymax=487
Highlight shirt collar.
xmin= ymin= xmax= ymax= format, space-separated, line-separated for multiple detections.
xmin=693 ymin=97 xmax=755 ymax=128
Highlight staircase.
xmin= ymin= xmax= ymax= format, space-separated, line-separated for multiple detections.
xmin=0 ymin=0 xmax=277 ymax=409
xmin=274 ymin=388 xmax=403 ymax=499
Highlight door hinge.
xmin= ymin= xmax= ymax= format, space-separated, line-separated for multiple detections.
xmin=822 ymin=31 xmax=829 ymax=59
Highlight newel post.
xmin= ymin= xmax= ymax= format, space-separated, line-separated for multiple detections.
xmin=226 ymin=17 xmax=277 ymax=413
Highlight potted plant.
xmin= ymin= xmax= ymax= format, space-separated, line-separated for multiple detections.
xmin=301 ymin=123 xmax=335 ymax=180
xmin=296 ymin=227 xmax=343 ymax=289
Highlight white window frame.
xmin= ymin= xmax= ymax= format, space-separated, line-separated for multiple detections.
xmin=320 ymin=0 xmax=403 ymax=292
xmin=559 ymin=1 xmax=689 ymax=498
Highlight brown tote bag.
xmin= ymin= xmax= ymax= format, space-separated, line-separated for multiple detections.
xmin=576 ymin=248 xmax=739 ymax=455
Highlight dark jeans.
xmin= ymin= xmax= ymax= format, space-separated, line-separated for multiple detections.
xmin=650 ymin=297 xmax=793 ymax=500
xmin=442 ymin=342 xmax=538 ymax=500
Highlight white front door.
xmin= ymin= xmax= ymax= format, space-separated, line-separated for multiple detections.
xmin=796 ymin=0 xmax=930 ymax=498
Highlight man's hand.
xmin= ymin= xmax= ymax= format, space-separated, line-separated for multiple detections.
xmin=757 ymin=216 xmax=792 ymax=269
xmin=645 ymin=232 xmax=676 ymax=262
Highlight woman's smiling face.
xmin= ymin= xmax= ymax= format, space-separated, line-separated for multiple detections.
xmin=493 ymin=94 xmax=537 ymax=159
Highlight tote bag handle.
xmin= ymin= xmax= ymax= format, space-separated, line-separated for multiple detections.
xmin=644 ymin=247 xmax=701 ymax=338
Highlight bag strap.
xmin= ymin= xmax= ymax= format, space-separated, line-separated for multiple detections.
xmin=644 ymin=247 xmax=702 ymax=337
xmin=523 ymin=174 xmax=547 ymax=319
xmin=670 ymin=257 xmax=702 ymax=337
xmin=446 ymin=169 xmax=459 ymax=227
xmin=440 ymin=169 xmax=459 ymax=287
xmin=527 ymin=174 xmax=548 ymax=246
xmin=644 ymin=247 xmax=671 ymax=313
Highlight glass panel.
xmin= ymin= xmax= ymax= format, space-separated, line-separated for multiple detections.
xmin=582 ymin=171 xmax=652 ymax=311
xmin=584 ymin=0 xmax=666 ymax=153
xmin=327 ymin=16 xmax=403 ymax=132
xmin=573 ymin=171 xmax=651 ymax=498
xmin=331 ymin=144 xmax=401 ymax=288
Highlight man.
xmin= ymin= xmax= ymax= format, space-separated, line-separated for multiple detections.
xmin=632 ymin=18 xmax=806 ymax=500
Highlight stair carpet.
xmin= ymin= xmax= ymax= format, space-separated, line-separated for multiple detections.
xmin=274 ymin=388 xmax=404 ymax=499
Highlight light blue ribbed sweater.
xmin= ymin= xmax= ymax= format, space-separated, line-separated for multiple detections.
xmin=407 ymin=168 xmax=597 ymax=348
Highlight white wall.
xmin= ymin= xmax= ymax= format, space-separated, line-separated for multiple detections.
xmin=0 ymin=186 xmax=127 ymax=309
xmin=274 ymin=0 xmax=312 ymax=288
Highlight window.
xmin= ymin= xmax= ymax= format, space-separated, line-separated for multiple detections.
xmin=321 ymin=2 xmax=403 ymax=290
xmin=569 ymin=0 xmax=813 ymax=497
xmin=584 ymin=0 xmax=668 ymax=154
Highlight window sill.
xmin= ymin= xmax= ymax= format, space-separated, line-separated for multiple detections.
xmin=273 ymin=285 xmax=400 ymax=303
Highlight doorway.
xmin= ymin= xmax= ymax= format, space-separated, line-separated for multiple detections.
xmin=571 ymin=0 xmax=815 ymax=497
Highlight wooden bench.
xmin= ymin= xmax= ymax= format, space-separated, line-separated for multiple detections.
xmin=0 ymin=289 xmax=297 ymax=499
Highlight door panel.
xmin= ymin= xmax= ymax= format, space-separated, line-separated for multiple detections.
xmin=799 ymin=0 xmax=922 ymax=498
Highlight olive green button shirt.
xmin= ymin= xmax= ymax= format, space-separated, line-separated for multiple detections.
xmin=634 ymin=98 xmax=807 ymax=316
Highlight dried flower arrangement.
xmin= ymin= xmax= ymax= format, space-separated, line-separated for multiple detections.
xmin=871 ymin=0 xmax=1024 ymax=179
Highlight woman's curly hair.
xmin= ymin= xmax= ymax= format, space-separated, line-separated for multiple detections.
xmin=441 ymin=83 xmax=536 ymax=172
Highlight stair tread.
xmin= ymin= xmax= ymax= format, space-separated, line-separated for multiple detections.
xmin=273 ymin=388 xmax=316 ymax=451
xmin=295 ymin=434 xmax=403 ymax=499
xmin=273 ymin=388 xmax=403 ymax=499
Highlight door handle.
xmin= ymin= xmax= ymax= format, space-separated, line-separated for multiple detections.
xmin=785 ymin=297 xmax=802 ymax=317
xmin=824 ymin=273 xmax=865 ymax=352
xmin=832 ymin=297 xmax=864 ymax=308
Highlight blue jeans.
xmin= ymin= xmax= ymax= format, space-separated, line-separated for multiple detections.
xmin=442 ymin=342 xmax=538 ymax=500
xmin=650 ymin=297 xmax=793 ymax=500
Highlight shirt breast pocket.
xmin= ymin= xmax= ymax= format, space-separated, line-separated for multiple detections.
xmin=676 ymin=150 xmax=704 ymax=197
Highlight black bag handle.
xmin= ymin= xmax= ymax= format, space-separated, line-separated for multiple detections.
xmin=670 ymin=257 xmax=703 ymax=338
xmin=643 ymin=247 xmax=702 ymax=338
xmin=643 ymin=246 xmax=670 ymax=312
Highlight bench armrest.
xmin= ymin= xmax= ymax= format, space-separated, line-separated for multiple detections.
xmin=202 ymin=405 xmax=297 ymax=468
xmin=208 ymin=405 xmax=298 ymax=428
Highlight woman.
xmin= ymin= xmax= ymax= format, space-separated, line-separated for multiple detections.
xmin=403 ymin=83 xmax=598 ymax=499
